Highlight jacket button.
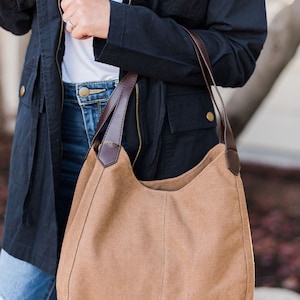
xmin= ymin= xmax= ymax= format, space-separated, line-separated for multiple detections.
xmin=206 ymin=111 xmax=215 ymax=122
xmin=20 ymin=85 xmax=26 ymax=97
xmin=79 ymin=87 xmax=90 ymax=98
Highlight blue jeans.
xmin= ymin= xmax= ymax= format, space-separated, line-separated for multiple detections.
xmin=0 ymin=250 xmax=56 ymax=300
xmin=57 ymin=80 xmax=117 ymax=244
xmin=0 ymin=80 xmax=117 ymax=300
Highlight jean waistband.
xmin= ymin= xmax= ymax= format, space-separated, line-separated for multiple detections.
xmin=63 ymin=80 xmax=118 ymax=105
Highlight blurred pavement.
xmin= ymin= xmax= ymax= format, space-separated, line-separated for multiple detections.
xmin=254 ymin=287 xmax=300 ymax=299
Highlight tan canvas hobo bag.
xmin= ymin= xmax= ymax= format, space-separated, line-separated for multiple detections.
xmin=57 ymin=29 xmax=255 ymax=300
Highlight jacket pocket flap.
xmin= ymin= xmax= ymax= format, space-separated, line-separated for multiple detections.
xmin=166 ymin=86 xmax=216 ymax=133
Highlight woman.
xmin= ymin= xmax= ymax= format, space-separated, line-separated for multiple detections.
xmin=0 ymin=0 xmax=267 ymax=298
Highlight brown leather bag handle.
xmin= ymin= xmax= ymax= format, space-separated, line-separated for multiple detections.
xmin=97 ymin=29 xmax=240 ymax=175
xmin=183 ymin=28 xmax=240 ymax=175
xmin=97 ymin=72 xmax=138 ymax=167
xmin=92 ymin=72 xmax=138 ymax=144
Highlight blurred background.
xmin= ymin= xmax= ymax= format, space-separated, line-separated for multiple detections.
xmin=0 ymin=0 xmax=300 ymax=297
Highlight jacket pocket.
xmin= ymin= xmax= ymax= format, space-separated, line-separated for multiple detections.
xmin=165 ymin=85 xmax=216 ymax=134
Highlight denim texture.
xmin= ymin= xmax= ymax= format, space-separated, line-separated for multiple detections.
xmin=0 ymin=250 xmax=56 ymax=300
xmin=57 ymin=80 xmax=117 ymax=247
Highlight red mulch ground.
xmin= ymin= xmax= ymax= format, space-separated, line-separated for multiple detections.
xmin=242 ymin=164 xmax=300 ymax=293
xmin=0 ymin=131 xmax=300 ymax=293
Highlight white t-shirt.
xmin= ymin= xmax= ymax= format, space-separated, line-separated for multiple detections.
xmin=62 ymin=0 xmax=123 ymax=83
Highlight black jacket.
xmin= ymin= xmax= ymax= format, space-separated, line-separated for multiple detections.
xmin=0 ymin=0 xmax=267 ymax=275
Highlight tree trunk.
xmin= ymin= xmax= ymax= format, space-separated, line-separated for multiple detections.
xmin=226 ymin=0 xmax=300 ymax=137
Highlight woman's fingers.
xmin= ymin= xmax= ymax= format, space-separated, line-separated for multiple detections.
xmin=61 ymin=0 xmax=110 ymax=39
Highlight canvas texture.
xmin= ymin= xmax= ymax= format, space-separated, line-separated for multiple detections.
xmin=56 ymin=141 xmax=254 ymax=299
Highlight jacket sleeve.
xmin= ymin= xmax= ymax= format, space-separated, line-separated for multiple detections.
xmin=0 ymin=0 xmax=35 ymax=35
xmin=93 ymin=0 xmax=267 ymax=87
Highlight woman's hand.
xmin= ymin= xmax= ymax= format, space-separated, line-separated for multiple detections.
xmin=61 ymin=0 xmax=111 ymax=40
